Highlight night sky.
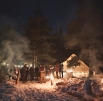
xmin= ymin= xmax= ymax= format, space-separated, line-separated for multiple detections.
xmin=0 ymin=0 xmax=78 ymax=33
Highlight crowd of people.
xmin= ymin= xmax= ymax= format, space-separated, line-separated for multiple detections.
xmin=9 ymin=63 xmax=64 ymax=84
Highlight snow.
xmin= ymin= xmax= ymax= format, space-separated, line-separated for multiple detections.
xmin=0 ymin=76 xmax=103 ymax=101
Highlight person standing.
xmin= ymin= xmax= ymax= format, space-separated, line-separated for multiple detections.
xmin=59 ymin=63 xmax=64 ymax=78
xmin=35 ymin=66 xmax=40 ymax=81
xmin=25 ymin=66 xmax=29 ymax=81
xmin=55 ymin=63 xmax=60 ymax=79
xmin=29 ymin=66 xmax=35 ymax=81
xmin=14 ymin=67 xmax=20 ymax=84
xmin=20 ymin=64 xmax=27 ymax=83
xmin=46 ymin=65 xmax=50 ymax=76
xmin=39 ymin=65 xmax=46 ymax=83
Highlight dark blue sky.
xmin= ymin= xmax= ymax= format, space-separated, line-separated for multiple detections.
xmin=0 ymin=0 xmax=78 ymax=33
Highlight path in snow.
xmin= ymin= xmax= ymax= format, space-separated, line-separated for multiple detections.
xmin=0 ymin=79 xmax=79 ymax=101
xmin=0 ymin=77 xmax=103 ymax=101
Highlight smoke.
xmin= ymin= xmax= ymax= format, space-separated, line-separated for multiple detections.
xmin=1 ymin=27 xmax=30 ymax=66
xmin=80 ymin=48 xmax=102 ymax=73
xmin=3 ymin=38 xmax=29 ymax=63
xmin=0 ymin=14 xmax=31 ymax=78
xmin=65 ymin=36 xmax=80 ymax=48
xmin=0 ymin=14 xmax=30 ymax=66
xmin=3 ymin=41 xmax=14 ymax=64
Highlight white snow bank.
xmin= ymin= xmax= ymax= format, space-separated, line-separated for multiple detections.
xmin=0 ymin=77 xmax=103 ymax=101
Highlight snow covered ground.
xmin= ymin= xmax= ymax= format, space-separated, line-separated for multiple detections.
xmin=0 ymin=75 xmax=103 ymax=101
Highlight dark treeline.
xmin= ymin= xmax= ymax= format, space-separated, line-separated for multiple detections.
xmin=65 ymin=0 xmax=103 ymax=73
xmin=0 ymin=0 xmax=103 ymax=74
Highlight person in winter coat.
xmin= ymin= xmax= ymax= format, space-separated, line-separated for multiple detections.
xmin=35 ymin=66 xmax=40 ymax=81
xmin=39 ymin=65 xmax=46 ymax=83
xmin=46 ymin=65 xmax=50 ymax=76
xmin=59 ymin=63 xmax=64 ymax=78
xmin=20 ymin=64 xmax=27 ymax=83
xmin=25 ymin=66 xmax=29 ymax=81
xmin=14 ymin=67 xmax=20 ymax=84
xmin=29 ymin=66 xmax=35 ymax=81
xmin=55 ymin=63 xmax=60 ymax=79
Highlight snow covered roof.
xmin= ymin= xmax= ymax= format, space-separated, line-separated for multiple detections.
xmin=67 ymin=53 xmax=77 ymax=61
xmin=73 ymin=60 xmax=89 ymax=72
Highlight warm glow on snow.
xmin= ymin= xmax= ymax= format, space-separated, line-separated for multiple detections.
xmin=67 ymin=69 xmax=73 ymax=73
xmin=50 ymin=73 xmax=54 ymax=80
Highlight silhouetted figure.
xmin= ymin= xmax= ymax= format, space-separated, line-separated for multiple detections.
xmin=55 ymin=63 xmax=60 ymax=79
xmin=30 ymin=66 xmax=35 ymax=81
xmin=8 ymin=64 xmax=20 ymax=84
xmin=46 ymin=65 xmax=50 ymax=76
xmin=39 ymin=65 xmax=46 ymax=83
xmin=59 ymin=63 xmax=64 ymax=78
xmin=20 ymin=64 xmax=27 ymax=83
xmin=25 ymin=66 xmax=29 ymax=81
xmin=35 ymin=66 xmax=40 ymax=81
xmin=14 ymin=67 xmax=20 ymax=84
